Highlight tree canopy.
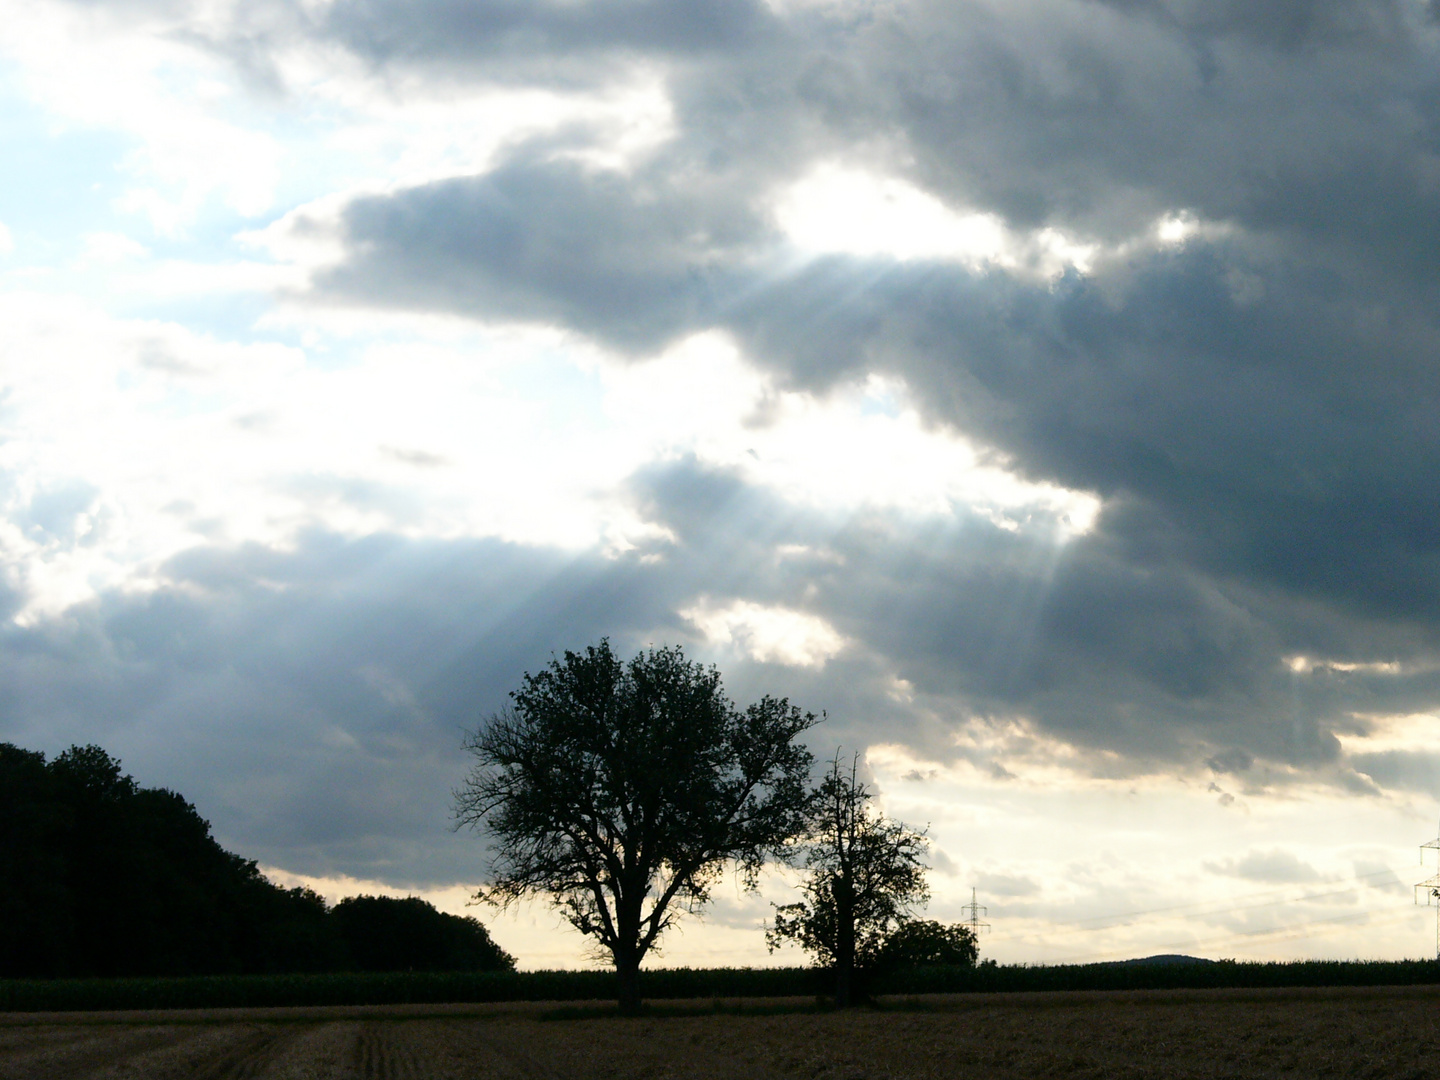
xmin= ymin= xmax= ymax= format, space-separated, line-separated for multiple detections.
xmin=331 ymin=895 xmax=514 ymax=973
xmin=766 ymin=753 xmax=930 ymax=1005
xmin=875 ymin=919 xmax=979 ymax=970
xmin=456 ymin=639 xmax=817 ymax=1012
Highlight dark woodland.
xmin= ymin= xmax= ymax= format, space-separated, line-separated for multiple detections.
xmin=0 ymin=742 xmax=512 ymax=979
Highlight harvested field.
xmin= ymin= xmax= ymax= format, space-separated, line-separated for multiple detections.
xmin=3 ymin=985 xmax=1438 ymax=1078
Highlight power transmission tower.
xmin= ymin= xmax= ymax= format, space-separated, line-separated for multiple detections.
xmin=962 ymin=887 xmax=990 ymax=938
xmin=1415 ymin=818 xmax=1440 ymax=959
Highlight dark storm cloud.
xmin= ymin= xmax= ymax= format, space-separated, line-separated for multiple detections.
xmin=290 ymin=0 xmax=1440 ymax=250
xmin=44 ymin=1 xmax=1440 ymax=786
xmin=623 ymin=459 xmax=1431 ymax=783
xmin=1348 ymin=748 xmax=1440 ymax=795
xmin=315 ymin=0 xmax=775 ymax=74
xmin=801 ymin=0 xmax=1440 ymax=277
xmin=313 ymin=153 xmax=779 ymax=352
xmin=315 ymin=138 xmax=1440 ymax=639
xmin=326 ymin=2 xmax=1439 ymax=634
xmin=732 ymin=246 xmax=1440 ymax=627
xmin=294 ymin=143 xmax=1440 ymax=783
xmin=121 ymin=0 xmax=788 ymax=93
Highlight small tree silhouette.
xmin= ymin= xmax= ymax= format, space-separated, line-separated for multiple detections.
xmin=767 ymin=752 xmax=929 ymax=1006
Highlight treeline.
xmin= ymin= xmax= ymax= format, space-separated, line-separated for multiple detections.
xmin=0 ymin=743 xmax=512 ymax=979
xmin=875 ymin=957 xmax=1440 ymax=995
xmin=5 ymin=959 xmax=1440 ymax=1013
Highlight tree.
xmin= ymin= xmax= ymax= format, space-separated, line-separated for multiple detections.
xmin=455 ymin=640 xmax=817 ymax=1014
xmin=331 ymin=895 xmax=515 ymax=972
xmin=766 ymin=753 xmax=929 ymax=1006
xmin=875 ymin=919 xmax=978 ymax=970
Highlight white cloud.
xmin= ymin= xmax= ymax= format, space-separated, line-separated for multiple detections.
xmin=774 ymin=167 xmax=1256 ymax=278
xmin=681 ymin=597 xmax=849 ymax=668
xmin=0 ymin=221 xmax=12 ymax=254
xmin=312 ymin=67 xmax=675 ymax=190
xmin=602 ymin=333 xmax=1101 ymax=534
xmin=0 ymin=288 xmax=1101 ymax=623
xmin=775 ymin=163 xmax=1098 ymax=276
xmin=0 ymin=0 xmax=279 ymax=232
xmin=1286 ymin=654 xmax=1404 ymax=676
xmin=0 ymin=0 xmax=672 ymax=237
xmin=1336 ymin=712 xmax=1440 ymax=755
xmin=776 ymin=164 xmax=1011 ymax=265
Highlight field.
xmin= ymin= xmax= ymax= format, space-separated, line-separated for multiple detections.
xmin=4 ymin=986 xmax=1440 ymax=1079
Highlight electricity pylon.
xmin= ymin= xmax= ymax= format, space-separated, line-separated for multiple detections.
xmin=962 ymin=887 xmax=990 ymax=938
xmin=1415 ymin=819 xmax=1440 ymax=959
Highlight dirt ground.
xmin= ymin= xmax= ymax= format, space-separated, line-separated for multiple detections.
xmin=2 ymin=985 xmax=1438 ymax=1079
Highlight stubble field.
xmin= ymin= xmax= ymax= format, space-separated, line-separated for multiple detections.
xmin=2 ymin=985 xmax=1438 ymax=1079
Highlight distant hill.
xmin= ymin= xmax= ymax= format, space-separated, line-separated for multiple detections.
xmin=1104 ymin=954 xmax=1216 ymax=967
xmin=0 ymin=742 xmax=513 ymax=979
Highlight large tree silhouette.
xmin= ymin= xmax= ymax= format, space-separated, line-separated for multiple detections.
xmin=767 ymin=753 xmax=930 ymax=1006
xmin=456 ymin=640 xmax=816 ymax=1013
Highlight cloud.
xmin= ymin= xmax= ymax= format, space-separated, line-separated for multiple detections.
xmin=975 ymin=871 xmax=1040 ymax=898
xmin=11 ymin=0 xmax=1440 ymax=908
xmin=260 ymin=0 xmax=1440 ymax=656
xmin=1205 ymin=849 xmax=1325 ymax=884
xmin=232 ymin=0 xmax=1440 ymax=636
xmin=299 ymin=152 xmax=777 ymax=352
xmin=314 ymin=0 xmax=777 ymax=76
xmin=681 ymin=596 xmax=848 ymax=668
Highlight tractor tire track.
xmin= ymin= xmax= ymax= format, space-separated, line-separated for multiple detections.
xmin=350 ymin=1021 xmax=432 ymax=1080
xmin=181 ymin=1023 xmax=307 ymax=1080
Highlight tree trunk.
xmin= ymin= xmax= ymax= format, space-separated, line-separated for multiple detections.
xmin=834 ymin=960 xmax=852 ymax=1009
xmin=615 ymin=951 xmax=642 ymax=1016
xmin=614 ymin=885 xmax=645 ymax=1016
xmin=834 ymin=893 xmax=855 ymax=1008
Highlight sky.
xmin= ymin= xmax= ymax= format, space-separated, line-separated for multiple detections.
xmin=4 ymin=0 xmax=1440 ymax=971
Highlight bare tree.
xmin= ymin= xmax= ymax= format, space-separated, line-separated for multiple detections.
xmin=766 ymin=752 xmax=929 ymax=1006
xmin=455 ymin=640 xmax=816 ymax=1014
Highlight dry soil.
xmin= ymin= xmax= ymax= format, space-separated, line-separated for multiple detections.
xmin=2 ymin=985 xmax=1438 ymax=1079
